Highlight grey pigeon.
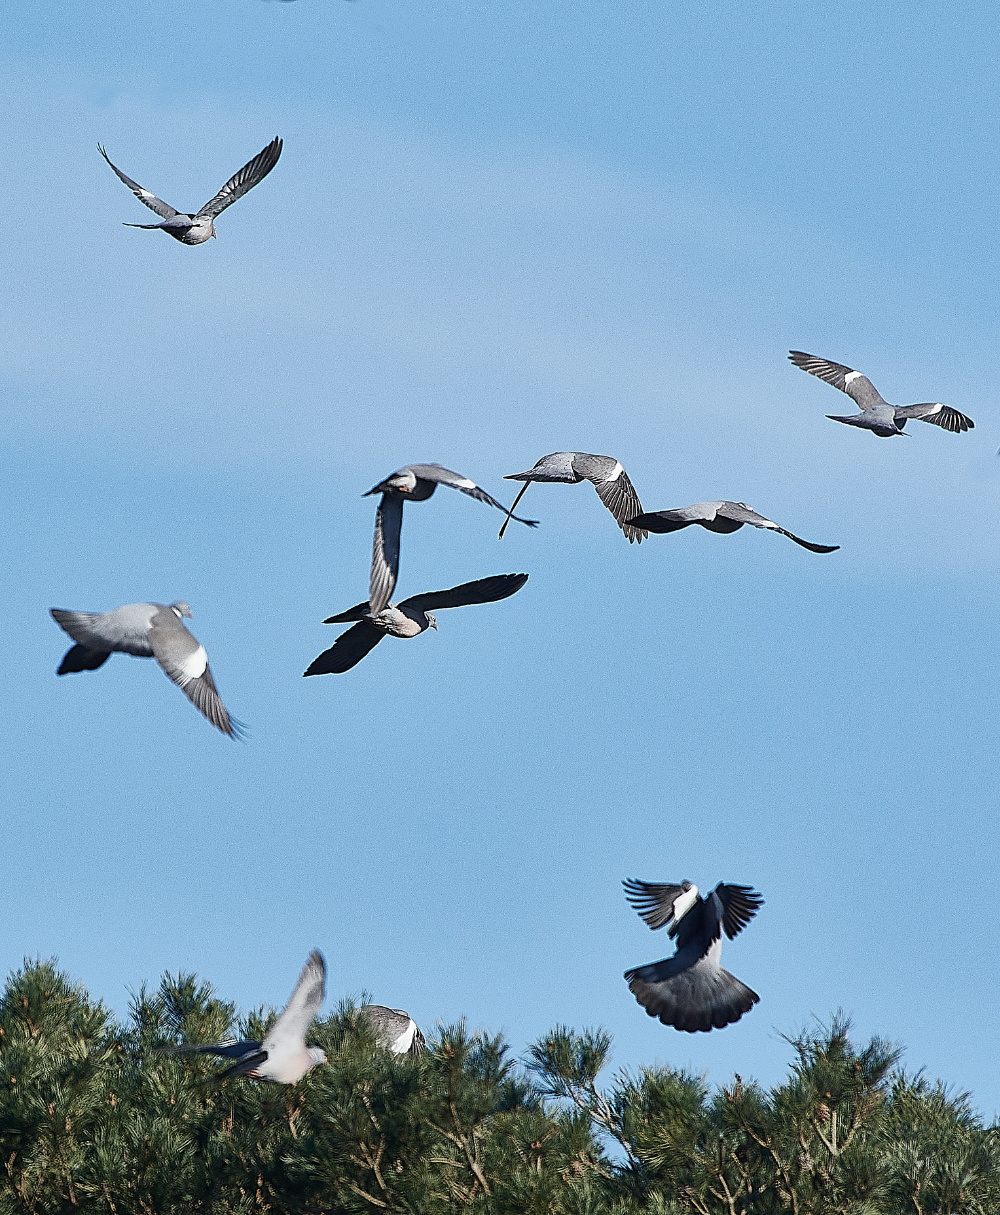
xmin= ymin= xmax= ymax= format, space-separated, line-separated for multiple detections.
xmin=98 ymin=137 xmax=282 ymax=244
xmin=789 ymin=350 xmax=974 ymax=437
xmin=50 ymin=600 xmax=242 ymax=738
xmin=623 ymin=878 xmax=763 ymax=1033
xmin=627 ymin=501 xmax=839 ymax=553
xmin=304 ymin=573 xmax=529 ymax=675
xmin=156 ymin=950 xmax=327 ymax=1084
xmin=499 ymin=453 xmax=647 ymax=542
xmin=360 ymin=1005 xmax=426 ymax=1056
xmin=364 ymin=464 xmax=537 ymax=615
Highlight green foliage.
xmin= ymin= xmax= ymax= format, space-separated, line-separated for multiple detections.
xmin=1 ymin=962 xmax=998 ymax=1214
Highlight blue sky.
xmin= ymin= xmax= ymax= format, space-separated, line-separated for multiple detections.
xmin=4 ymin=0 xmax=1000 ymax=1114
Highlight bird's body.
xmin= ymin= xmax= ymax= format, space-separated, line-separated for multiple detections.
xmin=157 ymin=951 xmax=327 ymax=1084
xmin=789 ymin=351 xmax=974 ymax=437
xmin=623 ymin=878 xmax=763 ymax=1033
xmin=364 ymin=463 xmax=537 ymax=615
xmin=500 ymin=452 xmax=647 ymax=541
xmin=360 ymin=1005 xmax=426 ymax=1056
xmin=98 ymin=137 xmax=282 ymax=244
xmin=50 ymin=600 xmax=241 ymax=737
xmin=628 ymin=501 xmax=839 ymax=553
xmin=304 ymin=573 xmax=529 ymax=675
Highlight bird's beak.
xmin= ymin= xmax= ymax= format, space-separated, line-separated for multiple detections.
xmin=211 ymin=231 xmax=217 ymax=238
xmin=430 ymin=620 xmax=438 ymax=630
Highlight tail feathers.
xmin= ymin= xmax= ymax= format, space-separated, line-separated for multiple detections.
xmin=409 ymin=1026 xmax=427 ymax=1057
xmin=57 ymin=645 xmax=111 ymax=675
xmin=624 ymin=960 xmax=759 ymax=1033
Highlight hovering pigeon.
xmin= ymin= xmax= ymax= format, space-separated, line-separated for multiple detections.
xmin=627 ymin=502 xmax=839 ymax=553
xmin=360 ymin=1005 xmax=426 ymax=1056
xmin=499 ymin=453 xmax=647 ymax=542
xmin=50 ymin=601 xmax=242 ymax=738
xmin=157 ymin=950 xmax=327 ymax=1084
xmin=788 ymin=350 xmax=974 ymax=437
xmin=98 ymin=137 xmax=282 ymax=244
xmin=365 ymin=464 xmax=537 ymax=615
xmin=304 ymin=573 xmax=529 ymax=675
xmin=623 ymin=878 xmax=763 ymax=1033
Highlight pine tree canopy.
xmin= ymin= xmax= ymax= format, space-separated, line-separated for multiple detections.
xmin=1 ymin=960 xmax=997 ymax=1214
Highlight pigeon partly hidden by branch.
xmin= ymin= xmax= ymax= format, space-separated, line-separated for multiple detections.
xmin=156 ymin=950 xmax=327 ymax=1084
xmin=359 ymin=1005 xmax=426 ymax=1055
xmin=623 ymin=878 xmax=763 ymax=1032
xmin=50 ymin=601 xmax=243 ymax=738
xmin=98 ymin=137 xmax=282 ymax=244
xmin=789 ymin=350 xmax=974 ymax=437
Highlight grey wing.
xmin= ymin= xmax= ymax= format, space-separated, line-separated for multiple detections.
xmin=400 ymin=573 xmax=529 ymax=614
xmin=624 ymin=954 xmax=759 ymax=1032
xmin=408 ymin=464 xmax=537 ymax=522
xmin=622 ymin=879 xmax=690 ymax=931
xmin=625 ymin=505 xmax=713 ymax=534
xmin=894 ymin=403 xmax=974 ymax=433
xmin=715 ymin=884 xmax=764 ymax=940
xmin=370 ymin=493 xmax=403 ymax=616
xmin=98 ymin=146 xmax=179 ymax=218
xmin=148 ymin=618 xmax=242 ymax=738
xmin=50 ymin=605 xmax=156 ymax=657
xmin=304 ymin=622 xmax=384 ymax=674
xmin=262 ymin=950 xmax=325 ymax=1055
xmin=788 ymin=351 xmax=884 ymax=409
xmin=715 ymin=503 xmax=840 ymax=553
xmin=591 ymin=467 xmax=647 ymax=543
xmin=197 ymin=137 xmax=282 ymax=218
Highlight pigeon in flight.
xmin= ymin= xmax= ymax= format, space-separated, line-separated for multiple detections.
xmin=360 ymin=1005 xmax=426 ymax=1056
xmin=499 ymin=453 xmax=647 ymax=542
xmin=98 ymin=137 xmax=282 ymax=244
xmin=623 ymin=878 xmax=763 ymax=1033
xmin=304 ymin=573 xmax=529 ymax=675
xmin=789 ymin=350 xmax=974 ymax=437
xmin=365 ymin=464 xmax=537 ymax=616
xmin=50 ymin=601 xmax=243 ymax=738
xmin=627 ymin=501 xmax=839 ymax=553
xmin=157 ymin=950 xmax=327 ymax=1084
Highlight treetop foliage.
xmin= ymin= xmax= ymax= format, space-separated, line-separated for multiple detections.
xmin=1 ymin=960 xmax=996 ymax=1214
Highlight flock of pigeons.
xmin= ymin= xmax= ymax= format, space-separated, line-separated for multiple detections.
xmin=44 ymin=136 xmax=982 ymax=1072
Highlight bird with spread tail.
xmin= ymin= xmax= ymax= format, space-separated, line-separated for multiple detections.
xmin=623 ymin=878 xmax=763 ymax=1032
xmin=50 ymin=600 xmax=243 ymax=738
xmin=98 ymin=137 xmax=282 ymax=244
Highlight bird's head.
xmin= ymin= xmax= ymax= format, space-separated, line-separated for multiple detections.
xmin=426 ymin=613 xmax=438 ymax=631
xmin=308 ymin=1046 xmax=328 ymax=1068
xmin=170 ymin=601 xmax=193 ymax=618
xmin=365 ymin=469 xmax=414 ymax=497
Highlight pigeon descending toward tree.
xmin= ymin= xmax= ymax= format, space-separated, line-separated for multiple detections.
xmin=304 ymin=573 xmax=529 ymax=675
xmin=623 ymin=878 xmax=763 ymax=1033
xmin=499 ymin=453 xmax=647 ymax=542
xmin=788 ymin=350 xmax=974 ymax=437
xmin=156 ymin=951 xmax=327 ymax=1084
xmin=360 ymin=1005 xmax=426 ymax=1056
xmin=627 ymin=501 xmax=839 ymax=553
xmin=50 ymin=601 xmax=243 ymax=738
xmin=364 ymin=464 xmax=537 ymax=615
xmin=98 ymin=137 xmax=282 ymax=244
